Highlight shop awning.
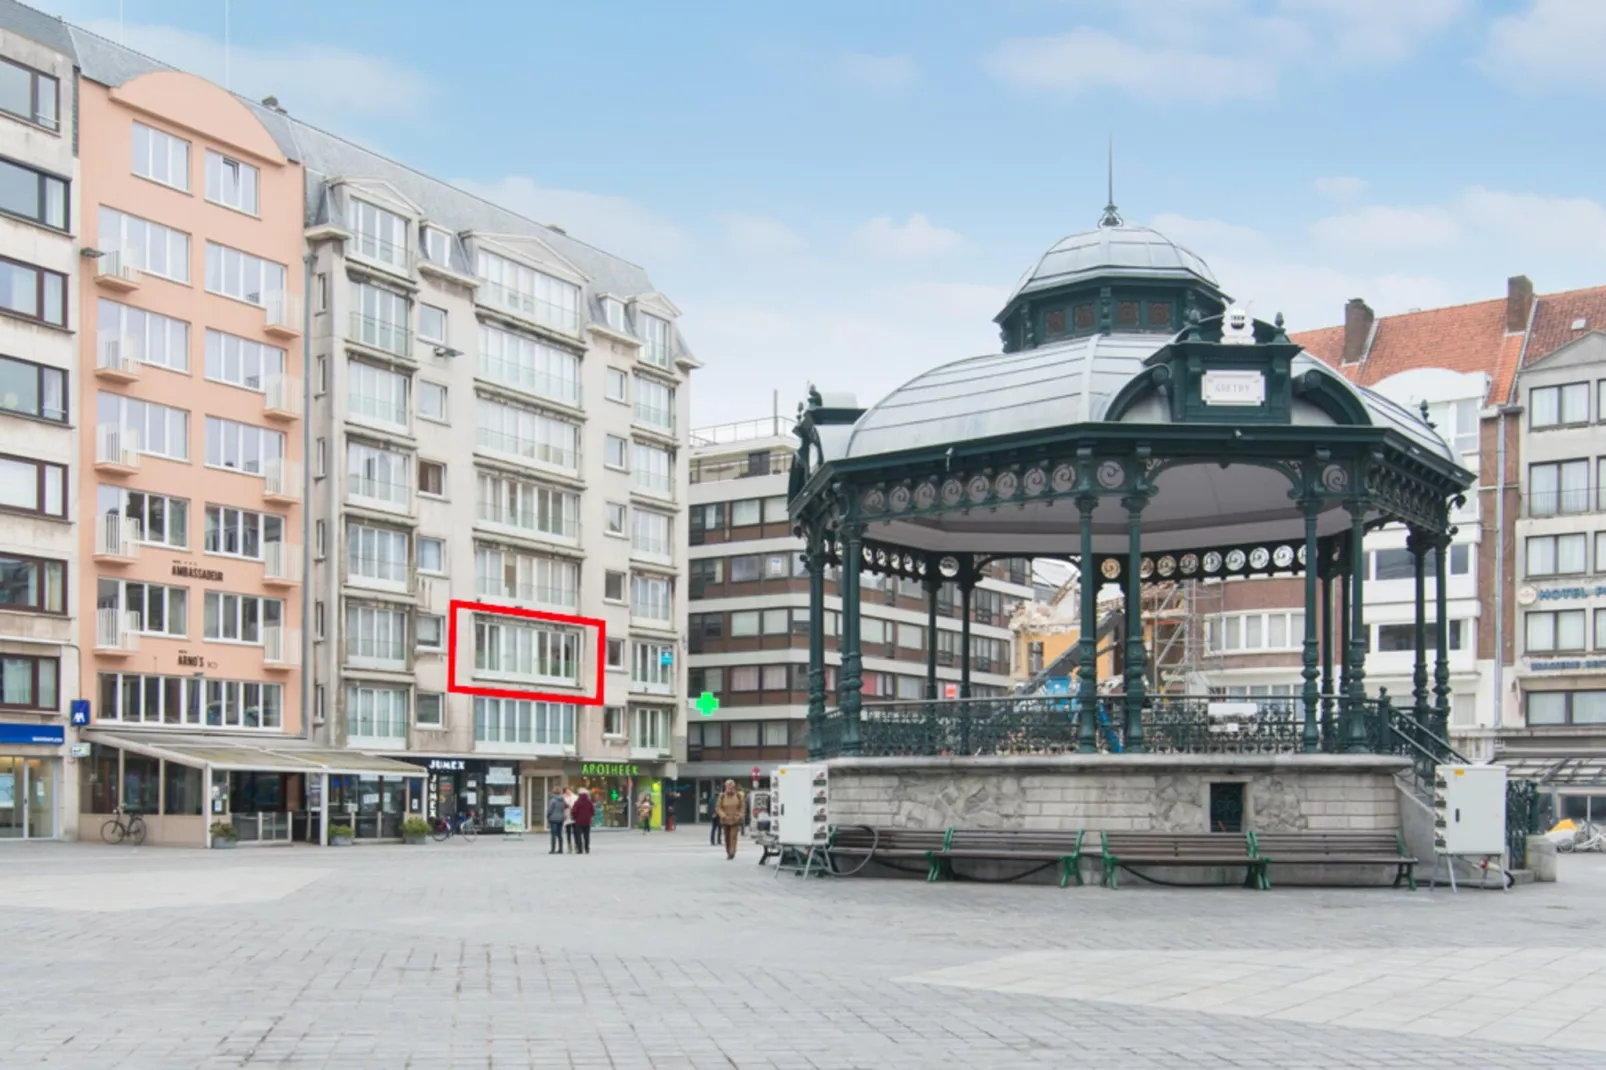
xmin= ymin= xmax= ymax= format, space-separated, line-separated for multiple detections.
xmin=82 ymin=731 xmax=428 ymax=777
xmin=1499 ymin=755 xmax=1606 ymax=789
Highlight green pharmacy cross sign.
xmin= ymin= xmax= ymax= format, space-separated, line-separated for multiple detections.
xmin=695 ymin=691 xmax=720 ymax=717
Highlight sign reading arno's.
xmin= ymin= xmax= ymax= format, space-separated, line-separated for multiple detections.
xmin=581 ymin=763 xmax=639 ymax=776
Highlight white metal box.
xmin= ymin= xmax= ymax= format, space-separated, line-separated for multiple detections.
xmin=775 ymin=763 xmax=829 ymax=847
xmin=1433 ymin=763 xmax=1507 ymax=856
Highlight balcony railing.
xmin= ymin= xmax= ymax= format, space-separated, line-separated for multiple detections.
xmin=96 ymin=334 xmax=142 ymax=380
xmin=346 ymin=475 xmax=410 ymax=511
xmin=94 ymin=425 xmax=141 ymax=472
xmin=634 ymin=403 xmax=675 ymax=434
xmin=689 ymin=451 xmax=791 ymax=485
xmin=95 ymin=248 xmax=141 ymax=289
xmin=475 ymin=581 xmax=579 ymax=611
xmin=349 ymin=233 xmax=417 ymax=275
xmin=264 ymin=458 xmax=302 ymax=502
xmin=346 ymin=640 xmax=408 ymax=671
xmin=264 ymin=374 xmax=303 ymax=419
xmin=263 ymin=291 xmax=302 ymax=337
xmin=93 ymin=514 xmax=143 ymax=561
xmin=689 ymin=417 xmax=792 ymax=448
xmin=348 ymin=393 xmax=408 ymax=430
xmin=477 ymin=281 xmax=581 ymax=336
xmin=263 ymin=626 xmax=301 ymax=668
xmin=348 ymin=313 xmax=413 ymax=358
xmin=476 ymin=353 xmax=582 ymax=407
xmin=262 ymin=541 xmax=303 ymax=585
xmin=95 ymin=608 xmax=141 ymax=653
xmin=1528 ymin=487 xmax=1597 ymax=518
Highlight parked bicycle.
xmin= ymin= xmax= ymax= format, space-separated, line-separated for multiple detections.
xmin=430 ymin=812 xmax=478 ymax=843
xmin=101 ymin=807 xmax=147 ymax=846
xmin=1557 ymin=821 xmax=1606 ymax=853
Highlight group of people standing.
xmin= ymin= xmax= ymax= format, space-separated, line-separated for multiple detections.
xmin=544 ymin=787 xmax=594 ymax=854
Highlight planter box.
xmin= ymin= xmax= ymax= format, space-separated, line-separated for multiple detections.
xmin=403 ymin=833 xmax=427 ymax=845
xmin=330 ymin=834 xmax=353 ymax=846
xmin=211 ymin=838 xmax=237 ymax=850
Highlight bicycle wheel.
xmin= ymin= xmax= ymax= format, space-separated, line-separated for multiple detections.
xmin=128 ymin=818 xmax=147 ymax=846
xmin=101 ymin=819 xmax=126 ymax=845
xmin=462 ymin=823 xmax=477 ymax=841
xmin=431 ymin=825 xmax=449 ymax=843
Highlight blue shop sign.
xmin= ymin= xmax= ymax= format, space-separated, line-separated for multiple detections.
xmin=0 ymin=723 xmax=65 ymax=745
xmin=1536 ymin=585 xmax=1606 ymax=602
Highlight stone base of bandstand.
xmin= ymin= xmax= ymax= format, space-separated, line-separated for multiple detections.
xmin=827 ymin=753 xmax=1414 ymax=888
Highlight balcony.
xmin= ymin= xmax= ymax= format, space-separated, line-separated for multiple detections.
xmin=95 ymin=334 xmax=141 ymax=382
xmin=94 ymin=249 xmax=141 ymax=291
xmin=263 ymin=626 xmax=301 ymax=670
xmin=263 ymin=374 xmax=303 ymax=421
xmin=348 ymin=312 xmax=413 ymax=359
xmin=94 ymin=426 xmax=140 ymax=475
xmin=633 ymin=404 xmax=676 ymax=436
xmin=95 ymin=608 xmax=141 ymax=655
xmin=263 ymin=458 xmax=302 ymax=503
xmin=92 ymin=515 xmax=143 ymax=564
xmin=262 ymin=541 xmax=303 ymax=586
xmin=1528 ymin=487 xmax=1598 ymax=519
xmin=263 ymin=291 xmax=302 ymax=338
xmin=349 ymin=234 xmax=417 ymax=278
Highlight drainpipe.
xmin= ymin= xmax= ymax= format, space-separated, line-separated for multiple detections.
xmin=1491 ymin=402 xmax=1521 ymax=732
xmin=301 ymin=252 xmax=314 ymax=742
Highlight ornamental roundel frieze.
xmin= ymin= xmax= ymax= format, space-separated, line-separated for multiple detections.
xmin=941 ymin=478 xmax=964 ymax=506
xmin=994 ymin=471 xmax=1019 ymax=500
xmin=1273 ymin=545 xmax=1295 ymax=568
xmin=1097 ymin=460 xmax=1125 ymax=490
xmin=1249 ymin=547 xmax=1271 ymax=570
xmin=1140 ymin=556 xmax=1155 ymax=579
xmin=967 ymin=474 xmax=990 ymax=504
xmin=1100 ymin=558 xmax=1121 ymax=579
xmin=889 ymin=485 xmax=912 ymax=513
xmin=875 ymin=548 xmax=888 ymax=567
xmin=1225 ymin=549 xmax=1247 ymax=572
xmin=939 ymin=555 xmax=961 ymax=578
xmin=1297 ymin=545 xmax=1308 ymax=566
xmin=1051 ymin=463 xmax=1077 ymax=493
xmin=1322 ymin=464 xmax=1349 ymax=494
xmin=1157 ymin=554 xmax=1177 ymax=578
xmin=1202 ymin=551 xmax=1223 ymax=574
xmin=1179 ymin=553 xmax=1199 ymax=576
xmin=1023 ymin=467 xmax=1048 ymax=496
xmin=861 ymin=488 xmax=886 ymax=514
xmin=914 ymin=480 xmax=938 ymax=510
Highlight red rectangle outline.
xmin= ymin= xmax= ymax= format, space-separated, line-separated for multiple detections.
xmin=446 ymin=598 xmax=606 ymax=706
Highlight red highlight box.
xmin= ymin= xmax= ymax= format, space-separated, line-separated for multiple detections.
xmin=446 ymin=599 xmax=606 ymax=706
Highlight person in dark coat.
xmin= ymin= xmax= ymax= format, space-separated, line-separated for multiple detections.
xmin=569 ymin=788 xmax=595 ymax=854
xmin=707 ymin=790 xmax=721 ymax=846
xmin=545 ymin=789 xmax=567 ymax=854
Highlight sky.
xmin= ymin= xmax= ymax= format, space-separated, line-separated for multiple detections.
xmin=35 ymin=0 xmax=1606 ymax=427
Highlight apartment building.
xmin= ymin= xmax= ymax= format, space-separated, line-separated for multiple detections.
xmin=681 ymin=417 xmax=1030 ymax=820
xmin=0 ymin=6 xmax=76 ymax=841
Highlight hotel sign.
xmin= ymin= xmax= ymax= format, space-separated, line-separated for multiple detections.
xmin=1524 ymin=658 xmax=1606 ymax=673
xmin=172 ymin=561 xmax=225 ymax=582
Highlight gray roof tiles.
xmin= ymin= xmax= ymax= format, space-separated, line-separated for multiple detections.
xmin=0 ymin=0 xmax=75 ymax=57
xmin=1004 ymin=225 xmax=1222 ymax=312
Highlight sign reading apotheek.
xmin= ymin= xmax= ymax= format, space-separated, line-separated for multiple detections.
xmin=1201 ymin=370 xmax=1266 ymax=406
xmin=581 ymin=763 xmax=638 ymax=776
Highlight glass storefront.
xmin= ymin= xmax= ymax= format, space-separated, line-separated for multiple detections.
xmin=328 ymin=773 xmax=409 ymax=839
xmin=0 ymin=756 xmax=56 ymax=839
xmin=568 ymin=765 xmax=664 ymax=829
xmin=411 ymin=758 xmax=520 ymax=832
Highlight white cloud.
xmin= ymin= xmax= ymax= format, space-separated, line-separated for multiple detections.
xmin=451 ymin=176 xmax=689 ymax=265
xmin=1308 ymin=205 xmax=1460 ymax=251
xmin=986 ymin=29 xmax=1275 ymax=103
xmin=1455 ymin=186 xmax=1606 ymax=252
xmin=852 ymin=213 xmax=963 ymax=258
xmin=715 ymin=213 xmax=807 ymax=255
xmin=1313 ymin=176 xmax=1368 ymax=200
xmin=838 ymin=51 xmax=917 ymax=91
xmin=1482 ymin=0 xmax=1606 ymax=92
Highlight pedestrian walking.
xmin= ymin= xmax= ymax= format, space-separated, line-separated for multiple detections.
xmin=707 ymin=790 xmax=721 ymax=847
xmin=562 ymin=787 xmax=576 ymax=851
xmin=570 ymin=787 xmax=595 ymax=854
xmin=715 ymin=779 xmax=745 ymax=860
xmin=637 ymin=793 xmax=653 ymax=834
xmin=665 ymin=790 xmax=678 ymax=831
xmin=545 ymin=788 xmax=567 ymax=854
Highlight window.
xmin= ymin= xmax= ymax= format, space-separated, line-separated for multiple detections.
xmin=475 ymin=618 xmax=580 ymax=684
xmin=639 ymin=311 xmax=672 ymax=368
xmin=1527 ymin=691 xmax=1606 ymax=727
xmin=204 ymin=150 xmax=258 ymax=214
xmin=314 ymin=601 xmax=325 ymax=639
xmin=475 ymin=397 xmax=580 ymax=471
xmin=0 ymin=654 xmax=57 ymax=710
xmin=0 ymin=56 xmax=58 ymax=129
xmin=422 ymin=227 xmax=451 ymax=267
xmin=631 ymin=509 xmax=672 ymax=559
xmin=606 ymin=502 xmax=627 ymax=536
xmin=131 ymin=123 xmax=188 ymax=192
xmin=101 ymin=207 xmax=190 ymax=283
xmin=418 ymin=460 xmax=445 ymax=496
xmin=632 ymin=442 xmax=673 ymax=496
xmin=97 ymin=393 xmax=188 ymax=461
xmin=605 ymin=368 xmax=628 ymax=403
xmin=730 ymin=555 xmax=762 ymax=583
xmin=203 ymin=591 xmax=282 ymax=643
xmin=99 ymin=300 xmax=189 ymax=374
xmin=1205 ymin=611 xmax=1305 ymax=654
xmin=204 ymin=330 xmax=284 ymax=390
xmin=689 ymin=558 xmax=723 ymax=591
xmin=731 ymin=499 xmax=761 ymax=527
xmin=1599 ymin=609 xmax=1606 ymax=650
xmin=631 ymin=707 xmax=670 ymax=751
xmin=604 ymin=570 xmax=626 ymax=602
xmin=315 ymin=520 xmax=326 ymax=559
xmin=1374 ymin=620 xmax=1466 ymax=652
xmin=606 ymin=639 xmax=625 ymax=670
xmin=347 ymin=524 xmax=409 ymax=587
xmin=604 ymin=434 xmax=628 ymax=470
xmin=0 ymin=255 xmax=64 ymax=325
xmin=478 ymin=323 xmax=580 ymax=406
xmin=763 ymin=496 xmax=789 ymax=523
xmin=475 ymin=546 xmax=579 ymax=609
xmin=1530 ymin=459 xmax=1590 ymax=517
xmin=1422 ymin=398 xmax=1479 ymax=458
xmin=416 ymin=616 xmax=444 ymax=650
xmin=0 ymin=454 xmax=64 ymax=518
xmin=346 ymin=685 xmax=407 ymax=739
xmin=0 ymin=156 xmax=66 ymax=228
xmin=204 ymin=505 xmax=283 ymax=559
xmin=631 ymin=573 xmax=672 ymax=623
xmin=1599 ymin=532 xmax=1606 ymax=574
xmin=348 ymin=360 xmax=408 ymax=430
xmin=898 ymin=623 xmax=924 ymax=650
xmin=1526 ymin=609 xmax=1587 ymax=654
xmin=475 ymin=249 xmax=581 ymax=335
xmin=1528 ymin=533 xmax=1588 ymax=577
xmin=205 ymin=241 xmax=287 ymax=306
xmin=473 ymin=697 xmax=575 ymax=746
xmin=418 ymin=381 xmax=448 ymax=422
xmin=602 ymin=297 xmax=626 ymax=332
xmin=204 ymin=417 xmax=284 ymax=475
xmin=1531 ymin=382 xmax=1590 ymax=429
xmin=101 ymin=488 xmax=187 ymax=549
xmin=346 ymin=604 xmax=408 ymax=667
xmin=0 ymin=354 xmax=64 ymax=423
xmin=418 ymin=304 xmax=447 ymax=343
xmin=1372 ymin=548 xmax=1416 ymax=582
xmin=347 ymin=442 xmax=410 ymax=507
xmin=98 ymin=579 xmax=187 ymax=637
xmin=603 ymin=705 xmax=624 ymax=734
xmin=315 ymin=355 xmax=327 ymax=394
xmin=730 ymin=721 xmax=760 ymax=745
xmin=631 ymin=641 xmax=674 ymax=693
xmin=475 ymin=472 xmax=579 ymax=540
xmin=633 ymin=377 xmax=674 ymax=431
xmin=416 ymin=691 xmax=444 ymax=726
xmin=94 ymin=672 xmax=192 ymax=726
xmin=349 ymin=198 xmax=409 ymax=271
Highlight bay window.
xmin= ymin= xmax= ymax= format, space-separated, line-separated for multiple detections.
xmin=631 ymin=573 xmax=672 ymax=623
xmin=349 ymin=199 xmax=409 ymax=270
xmin=633 ymin=376 xmax=674 ymax=431
xmin=475 ymin=397 xmax=579 ymax=471
xmin=348 ymin=360 xmax=409 ymax=429
xmin=474 ymin=471 xmax=579 ymax=540
xmin=349 ymin=282 xmax=411 ymax=355
xmin=475 ymin=249 xmax=580 ymax=335
xmin=347 ymin=684 xmax=407 ymax=739
xmin=478 ymin=323 xmax=580 ymax=405
xmin=631 ymin=508 xmax=672 ymax=560
xmin=473 ymin=697 xmax=575 ymax=746
xmin=347 ymin=524 xmax=409 ymax=587
xmin=347 ymin=442 xmax=410 ymax=508
xmin=345 ymin=604 xmax=407 ymax=668
xmin=474 ymin=618 xmax=580 ymax=685
xmin=631 ymin=641 xmax=674 ymax=693
xmin=474 ymin=545 xmax=579 ymax=609
xmin=632 ymin=441 xmax=673 ymax=496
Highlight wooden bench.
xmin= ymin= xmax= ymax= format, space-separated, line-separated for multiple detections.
xmin=826 ymin=826 xmax=950 ymax=879
xmin=1249 ymin=831 xmax=1417 ymax=890
xmin=931 ymin=828 xmax=1086 ymax=887
xmin=1099 ymin=831 xmax=1260 ymax=889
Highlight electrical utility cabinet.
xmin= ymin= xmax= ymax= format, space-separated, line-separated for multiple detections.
xmin=1433 ymin=763 xmax=1508 ymax=857
xmin=774 ymin=763 xmax=829 ymax=848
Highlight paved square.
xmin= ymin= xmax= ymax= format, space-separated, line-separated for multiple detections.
xmin=3 ymin=834 xmax=1604 ymax=1068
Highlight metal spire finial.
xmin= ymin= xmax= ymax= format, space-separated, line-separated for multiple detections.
xmin=1098 ymin=136 xmax=1123 ymax=228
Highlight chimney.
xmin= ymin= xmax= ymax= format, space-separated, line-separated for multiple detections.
xmin=1506 ymin=275 xmax=1534 ymax=332
xmin=1342 ymin=298 xmax=1374 ymax=364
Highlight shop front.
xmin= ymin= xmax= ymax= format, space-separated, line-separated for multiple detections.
xmin=0 ymin=722 xmax=64 ymax=840
xmin=402 ymin=756 xmax=524 ymax=833
xmin=569 ymin=761 xmax=669 ymax=829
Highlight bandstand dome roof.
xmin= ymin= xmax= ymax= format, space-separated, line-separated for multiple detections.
xmin=1003 ymin=224 xmax=1220 ymax=310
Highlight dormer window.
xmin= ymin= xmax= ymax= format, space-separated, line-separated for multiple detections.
xmin=421 ymin=226 xmax=450 ymax=268
xmin=639 ymin=311 xmax=672 ymax=369
xmin=348 ymin=199 xmax=409 ymax=272
xmin=601 ymin=297 xmax=626 ymax=333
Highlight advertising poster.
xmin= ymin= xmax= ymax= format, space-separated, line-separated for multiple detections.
xmin=0 ymin=773 xmax=13 ymax=809
xmin=503 ymin=806 xmax=525 ymax=834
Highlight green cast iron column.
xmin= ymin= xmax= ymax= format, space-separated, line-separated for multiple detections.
xmin=1320 ymin=558 xmax=1335 ymax=747
xmin=1345 ymin=502 xmax=1370 ymax=752
xmin=1337 ymin=541 xmax=1350 ymax=705
xmin=1122 ymin=493 xmax=1147 ymax=753
xmin=805 ymin=524 xmax=826 ymax=759
xmin=1076 ymin=494 xmax=1099 ymax=752
xmin=1433 ymin=532 xmax=1452 ymax=739
xmin=839 ymin=523 xmax=864 ymax=755
xmin=959 ymin=558 xmax=973 ymax=700
xmin=1300 ymin=499 xmax=1321 ymax=752
xmin=923 ymin=570 xmax=939 ymax=700
xmin=1408 ymin=529 xmax=1430 ymax=721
